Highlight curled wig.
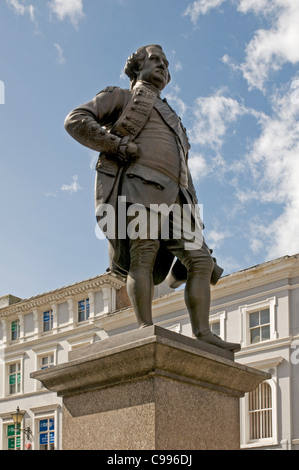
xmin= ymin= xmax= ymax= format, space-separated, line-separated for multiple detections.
xmin=124 ymin=45 xmax=171 ymax=89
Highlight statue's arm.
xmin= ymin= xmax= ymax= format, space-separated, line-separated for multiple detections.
xmin=64 ymin=87 xmax=126 ymax=156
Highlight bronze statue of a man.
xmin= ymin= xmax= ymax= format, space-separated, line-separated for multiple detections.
xmin=65 ymin=44 xmax=240 ymax=352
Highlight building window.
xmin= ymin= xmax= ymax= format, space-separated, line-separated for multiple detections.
xmin=209 ymin=311 xmax=226 ymax=339
xmin=240 ymin=297 xmax=277 ymax=347
xmin=210 ymin=320 xmax=221 ymax=336
xmin=43 ymin=310 xmax=53 ymax=332
xmin=11 ymin=320 xmax=20 ymax=341
xmin=249 ymin=308 xmax=270 ymax=344
xmin=38 ymin=354 xmax=55 ymax=389
xmin=78 ymin=298 xmax=90 ymax=322
xmin=248 ymin=382 xmax=272 ymax=441
xmin=38 ymin=418 xmax=55 ymax=450
xmin=8 ymin=362 xmax=21 ymax=395
xmin=6 ymin=424 xmax=21 ymax=450
xmin=41 ymin=354 xmax=55 ymax=370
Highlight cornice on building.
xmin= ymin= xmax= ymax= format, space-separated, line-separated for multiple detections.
xmin=0 ymin=295 xmax=23 ymax=309
xmin=97 ymin=289 xmax=188 ymax=333
xmin=1 ymin=254 xmax=299 ymax=321
xmin=212 ymin=254 xmax=299 ymax=300
xmin=0 ymin=272 xmax=126 ymax=318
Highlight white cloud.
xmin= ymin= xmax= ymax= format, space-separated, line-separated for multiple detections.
xmin=49 ymin=0 xmax=84 ymax=26
xmin=54 ymin=43 xmax=66 ymax=64
xmin=120 ymin=69 xmax=127 ymax=81
xmin=183 ymin=0 xmax=227 ymax=23
xmin=237 ymin=0 xmax=278 ymax=15
xmin=45 ymin=191 xmax=58 ymax=198
xmin=186 ymin=1 xmax=299 ymax=92
xmin=214 ymin=254 xmax=241 ymax=274
xmin=249 ymin=237 xmax=263 ymax=255
xmin=184 ymin=0 xmax=299 ymax=260
xmin=238 ymin=0 xmax=299 ymax=91
xmin=188 ymin=153 xmax=209 ymax=181
xmin=7 ymin=0 xmax=25 ymax=15
xmin=240 ymin=77 xmax=299 ymax=259
xmin=174 ymin=61 xmax=183 ymax=73
xmin=166 ymin=88 xmax=265 ymax=182
xmin=61 ymin=175 xmax=82 ymax=194
xmin=188 ymin=92 xmax=247 ymax=149
xmin=207 ymin=229 xmax=230 ymax=248
xmin=6 ymin=0 xmax=35 ymax=21
xmin=169 ymin=50 xmax=183 ymax=74
xmin=165 ymin=87 xmax=188 ymax=119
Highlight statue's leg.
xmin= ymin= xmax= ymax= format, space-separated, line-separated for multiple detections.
xmin=166 ymin=240 xmax=241 ymax=351
xmin=182 ymin=249 xmax=240 ymax=351
xmin=127 ymin=238 xmax=160 ymax=328
xmin=164 ymin=198 xmax=214 ymax=336
xmin=179 ymin=246 xmax=214 ymax=337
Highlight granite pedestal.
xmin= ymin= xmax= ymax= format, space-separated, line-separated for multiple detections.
xmin=31 ymin=325 xmax=270 ymax=450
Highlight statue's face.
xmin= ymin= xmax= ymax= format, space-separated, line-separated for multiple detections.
xmin=138 ymin=46 xmax=170 ymax=91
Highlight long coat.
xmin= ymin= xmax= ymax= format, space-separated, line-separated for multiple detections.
xmin=65 ymin=83 xmax=200 ymax=285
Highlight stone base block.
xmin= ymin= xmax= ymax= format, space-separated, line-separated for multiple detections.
xmin=31 ymin=325 xmax=270 ymax=450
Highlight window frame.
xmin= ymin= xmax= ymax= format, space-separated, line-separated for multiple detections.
xmin=209 ymin=311 xmax=226 ymax=340
xmin=40 ymin=353 xmax=55 ymax=370
xmin=42 ymin=310 xmax=54 ymax=333
xmin=7 ymin=361 xmax=21 ymax=396
xmin=31 ymin=404 xmax=61 ymax=450
xmin=249 ymin=308 xmax=271 ymax=344
xmin=240 ymin=297 xmax=277 ymax=347
xmin=10 ymin=319 xmax=20 ymax=342
xmin=6 ymin=423 xmax=21 ymax=450
xmin=37 ymin=417 xmax=55 ymax=450
xmin=78 ymin=298 xmax=90 ymax=323
xmin=241 ymin=378 xmax=278 ymax=448
xmin=240 ymin=356 xmax=281 ymax=449
xmin=248 ymin=381 xmax=273 ymax=441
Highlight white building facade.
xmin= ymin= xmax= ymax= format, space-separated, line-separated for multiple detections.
xmin=1 ymin=254 xmax=299 ymax=450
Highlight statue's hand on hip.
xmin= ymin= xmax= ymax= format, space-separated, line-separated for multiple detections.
xmin=125 ymin=142 xmax=139 ymax=158
xmin=117 ymin=137 xmax=139 ymax=163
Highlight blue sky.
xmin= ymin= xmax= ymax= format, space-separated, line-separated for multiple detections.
xmin=1 ymin=0 xmax=299 ymax=300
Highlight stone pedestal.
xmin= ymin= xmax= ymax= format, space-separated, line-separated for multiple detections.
xmin=31 ymin=326 xmax=270 ymax=450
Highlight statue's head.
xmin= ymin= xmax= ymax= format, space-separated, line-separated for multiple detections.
xmin=124 ymin=44 xmax=171 ymax=91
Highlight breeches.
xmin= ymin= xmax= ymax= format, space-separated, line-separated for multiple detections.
xmin=129 ymin=237 xmax=213 ymax=280
xmin=127 ymin=193 xmax=214 ymax=280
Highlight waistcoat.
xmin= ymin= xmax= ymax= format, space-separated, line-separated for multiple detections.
xmin=111 ymin=81 xmax=190 ymax=188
